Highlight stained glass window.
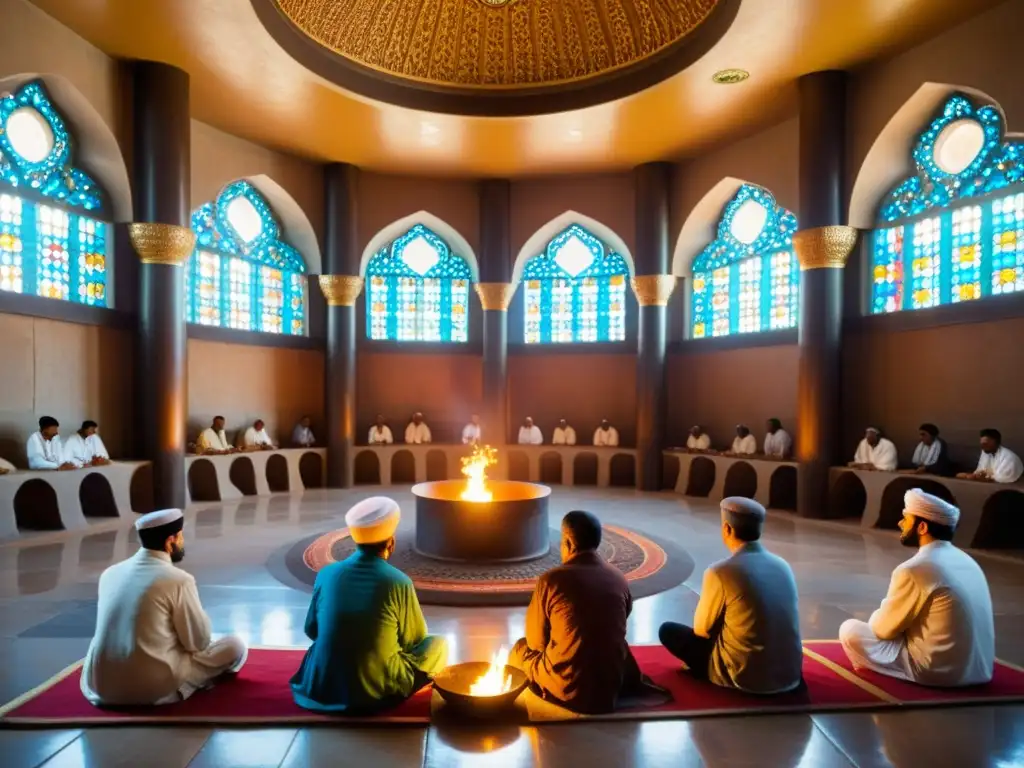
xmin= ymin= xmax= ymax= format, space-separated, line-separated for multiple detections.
xmin=691 ymin=184 xmax=798 ymax=338
xmin=871 ymin=94 xmax=1024 ymax=313
xmin=365 ymin=224 xmax=472 ymax=342
xmin=521 ymin=224 xmax=628 ymax=344
xmin=0 ymin=81 xmax=111 ymax=307
xmin=187 ymin=181 xmax=307 ymax=335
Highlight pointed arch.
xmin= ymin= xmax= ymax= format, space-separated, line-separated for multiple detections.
xmin=359 ymin=211 xmax=479 ymax=281
xmin=672 ymin=177 xmax=748 ymax=279
xmin=242 ymin=175 xmax=321 ymax=274
xmin=512 ymin=210 xmax=634 ymax=284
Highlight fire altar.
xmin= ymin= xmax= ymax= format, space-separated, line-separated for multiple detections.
xmin=412 ymin=445 xmax=551 ymax=563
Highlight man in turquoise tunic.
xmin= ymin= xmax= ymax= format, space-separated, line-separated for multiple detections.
xmin=290 ymin=497 xmax=448 ymax=713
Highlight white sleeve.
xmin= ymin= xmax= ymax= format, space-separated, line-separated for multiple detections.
xmin=854 ymin=440 xmax=869 ymax=464
xmin=461 ymin=425 xmax=472 ymax=444
xmin=608 ymin=428 xmax=619 ymax=447
xmin=422 ymin=425 xmax=431 ymax=443
xmin=90 ymin=434 xmax=109 ymax=459
xmin=533 ymin=428 xmax=544 ymax=445
xmin=875 ymin=441 xmax=898 ymax=472
xmin=744 ymin=435 xmax=757 ymax=454
xmin=243 ymin=428 xmax=256 ymax=447
xmin=368 ymin=428 xmax=377 ymax=443
xmin=517 ymin=428 xmax=526 ymax=444
xmin=259 ymin=430 xmax=273 ymax=446
xmin=568 ymin=429 xmax=576 ymax=446
xmin=0 ymin=457 xmax=14 ymax=471
xmin=593 ymin=429 xmax=602 ymax=446
xmin=994 ymin=450 xmax=1024 ymax=483
xmin=405 ymin=424 xmax=415 ymax=444
xmin=27 ymin=435 xmax=59 ymax=470
xmin=61 ymin=436 xmax=86 ymax=468
xmin=384 ymin=426 xmax=393 ymax=444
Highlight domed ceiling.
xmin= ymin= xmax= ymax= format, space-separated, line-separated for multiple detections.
xmin=256 ymin=0 xmax=739 ymax=114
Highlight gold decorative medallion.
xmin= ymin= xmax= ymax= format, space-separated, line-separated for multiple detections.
xmin=128 ymin=223 xmax=196 ymax=267
xmin=630 ymin=274 xmax=677 ymax=306
xmin=712 ymin=68 xmax=749 ymax=85
xmin=793 ymin=226 xmax=859 ymax=271
xmin=319 ymin=275 xmax=365 ymax=306
xmin=474 ymin=282 xmax=518 ymax=311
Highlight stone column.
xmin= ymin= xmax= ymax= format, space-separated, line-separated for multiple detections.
xmin=129 ymin=62 xmax=193 ymax=510
xmin=793 ymin=71 xmax=859 ymax=518
xmin=321 ymin=164 xmax=361 ymax=488
xmin=632 ymin=163 xmax=676 ymax=491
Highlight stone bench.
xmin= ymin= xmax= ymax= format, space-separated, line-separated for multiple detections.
xmin=0 ymin=461 xmax=152 ymax=540
xmin=663 ymin=450 xmax=799 ymax=510
xmin=185 ymin=448 xmax=326 ymax=503
xmin=828 ymin=467 xmax=1024 ymax=549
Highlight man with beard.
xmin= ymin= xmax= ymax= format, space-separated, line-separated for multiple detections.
xmin=838 ymin=489 xmax=994 ymax=686
xmin=81 ymin=509 xmax=247 ymax=706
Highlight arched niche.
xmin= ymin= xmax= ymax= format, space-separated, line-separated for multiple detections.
xmin=722 ymin=461 xmax=757 ymax=500
xmin=573 ymin=453 xmax=599 ymax=486
xmin=768 ymin=466 xmax=798 ymax=512
xmin=686 ymin=456 xmax=716 ymax=497
xmin=129 ymin=463 xmax=155 ymax=514
xmin=426 ymin=450 xmax=448 ymax=481
xmin=973 ymin=490 xmax=1024 ymax=549
xmin=299 ymin=452 xmax=324 ymax=488
xmin=79 ymin=473 xmax=118 ymax=518
xmin=188 ymin=459 xmax=221 ymax=503
xmin=828 ymin=473 xmax=868 ymax=521
xmin=391 ymin=450 xmax=416 ymax=484
xmin=877 ymin=478 xmax=956 ymax=531
xmin=229 ymin=456 xmax=258 ymax=496
xmin=512 ymin=210 xmax=635 ymax=285
xmin=539 ymin=452 xmax=563 ymax=485
xmin=354 ymin=450 xmax=381 ymax=485
xmin=13 ymin=479 xmax=61 ymax=531
xmin=609 ymin=453 xmax=636 ymax=488
xmin=266 ymin=453 xmax=290 ymax=492
xmin=507 ymin=451 xmax=530 ymax=482
xmin=359 ymin=211 xmax=479 ymax=281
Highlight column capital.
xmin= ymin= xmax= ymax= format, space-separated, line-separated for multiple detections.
xmin=474 ymin=282 xmax=517 ymax=311
xmin=793 ymin=226 xmax=858 ymax=270
xmin=318 ymin=275 xmax=365 ymax=306
xmin=630 ymin=274 xmax=677 ymax=306
xmin=128 ymin=223 xmax=195 ymax=266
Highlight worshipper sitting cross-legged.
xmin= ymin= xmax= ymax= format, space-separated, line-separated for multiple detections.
xmin=900 ymin=423 xmax=951 ymax=476
xmin=659 ymin=497 xmax=803 ymax=695
xmin=509 ymin=511 xmax=665 ymax=714
xmin=242 ymin=419 xmax=276 ymax=451
xmin=763 ymin=418 xmax=792 ymax=459
xmin=81 ymin=509 xmax=248 ymax=706
xmin=62 ymin=420 xmax=111 ymax=467
xmin=518 ymin=417 xmax=543 ymax=445
xmin=849 ymin=426 xmax=898 ymax=471
xmin=292 ymin=415 xmax=315 ymax=448
xmin=196 ymin=416 xmax=235 ymax=456
xmin=27 ymin=416 xmax=76 ymax=471
xmin=956 ymin=428 xmax=1024 ymax=484
xmin=461 ymin=414 xmax=482 ymax=445
xmin=838 ymin=489 xmax=994 ymax=687
xmin=593 ymin=419 xmax=619 ymax=447
xmin=686 ymin=425 xmax=711 ymax=453
xmin=552 ymin=419 xmax=577 ymax=446
xmin=368 ymin=414 xmax=394 ymax=445
xmin=291 ymin=497 xmax=447 ymax=713
xmin=723 ymin=424 xmax=757 ymax=457
xmin=405 ymin=412 xmax=431 ymax=444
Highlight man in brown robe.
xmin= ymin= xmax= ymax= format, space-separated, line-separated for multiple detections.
xmin=508 ymin=510 xmax=654 ymax=714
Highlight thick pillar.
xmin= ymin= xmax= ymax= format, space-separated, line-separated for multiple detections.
xmin=322 ymin=164 xmax=361 ymax=488
xmin=794 ymin=72 xmax=858 ymax=518
xmin=632 ymin=163 xmax=676 ymax=491
xmin=477 ymin=180 xmax=514 ymax=445
xmin=129 ymin=62 xmax=193 ymax=510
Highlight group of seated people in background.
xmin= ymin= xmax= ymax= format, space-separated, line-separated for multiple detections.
xmin=365 ymin=413 xmax=622 ymax=447
xmin=683 ymin=420 xmax=793 ymax=458
xmin=193 ymin=415 xmax=317 ymax=455
xmin=79 ymin=487 xmax=995 ymax=715
xmin=0 ymin=416 xmax=110 ymax=474
xmin=516 ymin=417 xmax=620 ymax=447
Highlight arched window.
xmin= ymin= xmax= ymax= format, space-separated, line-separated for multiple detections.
xmin=871 ymin=94 xmax=1024 ymax=313
xmin=365 ymin=224 xmax=471 ymax=342
xmin=522 ymin=224 xmax=628 ymax=344
xmin=0 ymin=81 xmax=110 ymax=306
xmin=691 ymin=185 xmax=799 ymax=338
xmin=186 ymin=181 xmax=307 ymax=335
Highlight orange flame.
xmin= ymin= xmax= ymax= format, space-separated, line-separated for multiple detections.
xmin=469 ymin=646 xmax=513 ymax=696
xmin=460 ymin=444 xmax=497 ymax=502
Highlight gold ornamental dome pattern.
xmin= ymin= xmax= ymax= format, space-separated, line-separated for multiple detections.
xmin=273 ymin=0 xmax=724 ymax=89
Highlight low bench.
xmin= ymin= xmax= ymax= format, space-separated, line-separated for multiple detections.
xmin=185 ymin=448 xmax=326 ymax=503
xmin=663 ymin=450 xmax=798 ymax=509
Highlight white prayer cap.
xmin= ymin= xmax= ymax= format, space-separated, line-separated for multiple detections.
xmin=345 ymin=496 xmax=401 ymax=544
xmin=135 ymin=508 xmax=184 ymax=532
xmin=903 ymin=489 xmax=959 ymax=528
xmin=865 ymin=426 xmax=881 ymax=435
xmin=720 ymin=496 xmax=766 ymax=527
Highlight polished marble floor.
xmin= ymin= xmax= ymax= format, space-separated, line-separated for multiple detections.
xmin=2 ymin=487 xmax=1024 ymax=767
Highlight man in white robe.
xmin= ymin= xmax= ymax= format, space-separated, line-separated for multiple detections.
xmin=762 ymin=419 xmax=792 ymax=459
xmin=839 ymin=490 xmax=994 ymax=687
xmin=369 ymin=415 xmax=394 ymax=445
xmin=552 ymin=419 xmax=577 ymax=446
xmin=405 ymin=413 xmax=431 ymax=444
xmin=62 ymin=420 xmax=111 ymax=468
xmin=957 ymin=428 xmax=1023 ymax=484
xmin=461 ymin=414 xmax=482 ymax=445
xmin=292 ymin=415 xmax=315 ymax=448
xmin=197 ymin=416 xmax=234 ymax=455
xmin=242 ymin=419 xmax=275 ymax=450
xmin=27 ymin=416 xmax=75 ymax=471
xmin=81 ymin=509 xmax=247 ymax=706
xmin=686 ymin=426 xmax=711 ymax=452
xmin=849 ymin=427 xmax=897 ymax=472
xmin=725 ymin=425 xmax=757 ymax=456
xmin=518 ymin=417 xmax=543 ymax=445
xmin=593 ymin=420 xmax=619 ymax=447
xmin=902 ymin=423 xmax=951 ymax=476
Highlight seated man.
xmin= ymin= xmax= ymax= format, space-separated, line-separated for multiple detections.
xmin=368 ymin=415 xmax=394 ymax=445
xmin=509 ymin=511 xmax=656 ymax=714
xmin=903 ymin=423 xmax=951 ymax=476
xmin=242 ymin=419 xmax=275 ymax=451
xmin=292 ymin=415 xmax=316 ymax=448
xmin=81 ymin=509 xmax=247 ymax=705
xmin=62 ymin=420 xmax=111 ymax=468
xmin=461 ymin=414 xmax=482 ymax=445
xmin=593 ymin=419 xmax=619 ymax=447
xmin=291 ymin=497 xmax=447 ymax=713
xmin=552 ymin=419 xmax=576 ymax=446
xmin=404 ymin=413 xmax=431 ymax=444
xmin=197 ymin=416 xmax=234 ymax=455
xmin=27 ymin=416 xmax=75 ymax=471
xmin=839 ymin=490 xmax=994 ymax=686
xmin=763 ymin=418 xmax=792 ymax=459
xmin=849 ymin=426 xmax=897 ymax=471
xmin=686 ymin=425 xmax=711 ymax=452
xmin=518 ymin=417 xmax=543 ymax=445
xmin=957 ymin=428 xmax=1023 ymax=484
xmin=724 ymin=424 xmax=757 ymax=456
xmin=659 ymin=497 xmax=803 ymax=695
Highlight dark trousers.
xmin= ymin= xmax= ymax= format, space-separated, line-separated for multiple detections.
xmin=659 ymin=622 xmax=713 ymax=680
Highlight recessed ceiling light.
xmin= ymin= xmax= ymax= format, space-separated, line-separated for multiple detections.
xmin=712 ymin=69 xmax=749 ymax=85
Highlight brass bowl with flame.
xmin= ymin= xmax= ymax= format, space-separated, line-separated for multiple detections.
xmin=432 ymin=662 xmax=529 ymax=718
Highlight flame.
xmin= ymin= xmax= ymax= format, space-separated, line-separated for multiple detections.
xmin=469 ymin=646 xmax=513 ymax=697
xmin=460 ymin=444 xmax=497 ymax=502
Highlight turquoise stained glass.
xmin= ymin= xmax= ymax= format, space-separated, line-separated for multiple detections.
xmin=0 ymin=81 xmax=110 ymax=306
xmin=522 ymin=224 xmax=628 ymax=344
xmin=691 ymin=184 xmax=798 ymax=338
xmin=187 ymin=181 xmax=307 ymax=334
xmin=870 ymin=94 xmax=1024 ymax=314
xmin=365 ymin=224 xmax=471 ymax=342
